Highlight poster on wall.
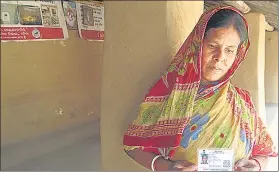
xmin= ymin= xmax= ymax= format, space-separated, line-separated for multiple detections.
xmin=62 ymin=0 xmax=77 ymax=30
xmin=0 ymin=0 xmax=68 ymax=42
xmin=76 ymin=1 xmax=104 ymax=41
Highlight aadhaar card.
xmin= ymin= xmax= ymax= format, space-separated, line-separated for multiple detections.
xmin=198 ymin=149 xmax=234 ymax=171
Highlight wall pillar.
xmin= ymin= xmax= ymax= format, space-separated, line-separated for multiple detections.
xmin=100 ymin=1 xmax=204 ymax=170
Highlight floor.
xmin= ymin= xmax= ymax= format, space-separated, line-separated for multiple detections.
xmin=2 ymin=120 xmax=101 ymax=171
xmin=4 ymin=136 xmax=100 ymax=171
xmin=2 ymin=105 xmax=278 ymax=171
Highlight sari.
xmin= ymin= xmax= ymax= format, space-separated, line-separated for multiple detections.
xmin=123 ymin=5 xmax=277 ymax=165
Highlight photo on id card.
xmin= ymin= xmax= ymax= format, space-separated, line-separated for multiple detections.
xmin=197 ymin=148 xmax=234 ymax=171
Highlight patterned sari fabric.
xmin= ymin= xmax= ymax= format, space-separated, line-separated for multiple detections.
xmin=123 ymin=5 xmax=277 ymax=164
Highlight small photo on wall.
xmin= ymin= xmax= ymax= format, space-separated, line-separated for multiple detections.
xmin=1 ymin=3 xmax=19 ymax=25
xmin=41 ymin=5 xmax=60 ymax=27
xmin=63 ymin=0 xmax=78 ymax=29
xmin=81 ymin=4 xmax=94 ymax=26
xmin=18 ymin=5 xmax=42 ymax=25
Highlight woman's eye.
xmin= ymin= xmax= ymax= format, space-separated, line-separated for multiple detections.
xmin=226 ymin=49 xmax=234 ymax=54
xmin=208 ymin=44 xmax=216 ymax=48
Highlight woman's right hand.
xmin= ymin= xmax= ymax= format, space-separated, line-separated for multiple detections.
xmin=170 ymin=160 xmax=198 ymax=171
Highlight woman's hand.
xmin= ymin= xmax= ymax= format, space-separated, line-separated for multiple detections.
xmin=156 ymin=157 xmax=197 ymax=171
xmin=126 ymin=148 xmax=198 ymax=171
xmin=234 ymin=158 xmax=260 ymax=171
xmin=169 ymin=160 xmax=198 ymax=171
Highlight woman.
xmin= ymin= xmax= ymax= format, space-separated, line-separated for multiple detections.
xmin=123 ymin=6 xmax=277 ymax=171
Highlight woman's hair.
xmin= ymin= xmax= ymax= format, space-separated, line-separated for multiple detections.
xmin=205 ymin=9 xmax=248 ymax=43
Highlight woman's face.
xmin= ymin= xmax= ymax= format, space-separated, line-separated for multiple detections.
xmin=201 ymin=26 xmax=241 ymax=83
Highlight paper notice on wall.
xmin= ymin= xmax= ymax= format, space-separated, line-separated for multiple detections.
xmin=62 ymin=0 xmax=77 ymax=30
xmin=76 ymin=1 xmax=104 ymax=41
xmin=0 ymin=0 xmax=68 ymax=42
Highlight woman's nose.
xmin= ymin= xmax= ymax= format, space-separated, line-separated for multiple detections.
xmin=213 ymin=50 xmax=225 ymax=62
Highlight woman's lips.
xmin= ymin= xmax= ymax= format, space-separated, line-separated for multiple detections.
xmin=209 ymin=66 xmax=222 ymax=73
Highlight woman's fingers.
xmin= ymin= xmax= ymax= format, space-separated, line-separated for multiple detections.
xmin=179 ymin=160 xmax=196 ymax=166
xmin=235 ymin=166 xmax=250 ymax=171
xmin=173 ymin=165 xmax=197 ymax=171
xmin=173 ymin=162 xmax=187 ymax=169
xmin=235 ymin=159 xmax=259 ymax=171
xmin=235 ymin=158 xmax=255 ymax=167
xmin=235 ymin=158 xmax=248 ymax=167
xmin=181 ymin=165 xmax=198 ymax=171
xmin=173 ymin=161 xmax=197 ymax=171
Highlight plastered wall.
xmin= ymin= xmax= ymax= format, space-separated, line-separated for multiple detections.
xmin=100 ymin=1 xmax=204 ymax=171
xmin=231 ymin=12 xmax=266 ymax=123
xmin=1 ymin=31 xmax=103 ymax=146
xmin=265 ymin=31 xmax=278 ymax=104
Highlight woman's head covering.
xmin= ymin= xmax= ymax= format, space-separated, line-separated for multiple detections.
xmin=123 ymin=5 xmax=263 ymax=158
xmin=167 ymin=5 xmax=250 ymax=99
xmin=146 ymin=5 xmax=250 ymax=101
